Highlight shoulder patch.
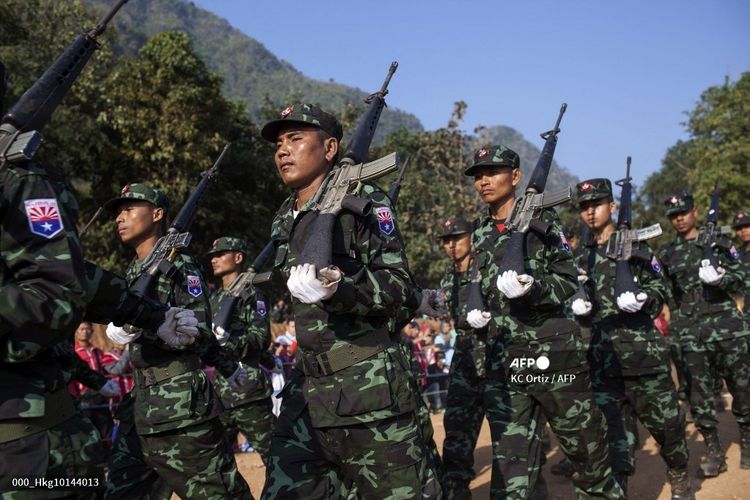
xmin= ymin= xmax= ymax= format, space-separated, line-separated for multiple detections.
xmin=24 ymin=198 xmax=64 ymax=238
xmin=560 ymin=230 xmax=571 ymax=253
xmin=186 ymin=275 xmax=203 ymax=297
xmin=730 ymin=245 xmax=740 ymax=260
xmin=256 ymin=299 xmax=267 ymax=317
xmin=374 ymin=206 xmax=395 ymax=236
xmin=650 ymin=255 xmax=662 ymax=273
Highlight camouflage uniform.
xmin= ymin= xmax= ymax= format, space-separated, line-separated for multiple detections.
xmin=206 ymin=237 xmax=273 ymax=464
xmin=103 ymin=185 xmax=250 ymax=500
xmin=466 ymin=146 xmax=622 ymax=500
xmin=436 ymin=218 xmax=487 ymax=497
xmin=0 ymin=160 xmax=102 ymax=498
xmin=661 ymin=194 xmax=750 ymax=475
xmin=732 ymin=210 xmax=750 ymax=317
xmin=574 ymin=179 xmax=688 ymax=486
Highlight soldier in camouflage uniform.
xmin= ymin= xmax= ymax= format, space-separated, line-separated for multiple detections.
xmin=732 ymin=210 xmax=750 ymax=317
xmin=436 ymin=217 xmax=487 ymax=498
xmin=464 ymin=146 xmax=623 ymax=499
xmin=662 ymin=192 xmax=750 ymax=476
xmin=571 ymin=179 xmax=692 ymax=498
xmin=206 ymin=236 xmax=273 ymax=464
xmin=102 ymin=184 xmax=251 ymax=499
xmin=259 ymin=104 xmax=440 ymax=499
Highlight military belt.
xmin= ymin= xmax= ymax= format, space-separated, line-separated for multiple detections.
xmin=134 ymin=356 xmax=201 ymax=388
xmin=0 ymin=388 xmax=76 ymax=444
xmin=297 ymin=331 xmax=392 ymax=378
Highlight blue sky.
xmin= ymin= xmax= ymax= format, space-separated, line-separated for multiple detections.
xmin=194 ymin=0 xmax=749 ymax=187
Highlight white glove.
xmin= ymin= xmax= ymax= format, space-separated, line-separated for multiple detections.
xmin=287 ymin=263 xmax=340 ymax=304
xmin=571 ymin=298 xmax=593 ymax=316
xmin=466 ymin=309 xmax=491 ymax=328
xmin=226 ymin=364 xmax=249 ymax=391
xmin=496 ymin=270 xmax=535 ymax=299
xmin=577 ymin=270 xmax=589 ymax=284
xmin=616 ymin=291 xmax=648 ymax=313
xmin=106 ymin=322 xmax=140 ymax=344
xmin=157 ymin=308 xmax=199 ymax=347
xmin=174 ymin=308 xmax=199 ymax=337
xmin=699 ymin=261 xmax=726 ymax=285
xmin=415 ymin=289 xmax=445 ymax=317
xmin=212 ymin=324 xmax=229 ymax=346
xmin=99 ymin=379 xmax=121 ymax=398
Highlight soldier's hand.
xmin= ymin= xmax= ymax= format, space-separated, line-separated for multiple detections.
xmin=173 ymin=308 xmax=199 ymax=336
xmin=287 ymin=263 xmax=338 ymax=303
xmin=227 ymin=364 xmax=249 ymax=391
xmin=496 ymin=270 xmax=535 ymax=299
xmin=571 ymin=298 xmax=593 ymax=316
xmin=106 ymin=322 xmax=141 ymax=344
xmin=616 ymin=291 xmax=648 ymax=313
xmin=212 ymin=324 xmax=229 ymax=346
xmin=699 ymin=261 xmax=726 ymax=285
xmin=416 ymin=289 xmax=446 ymax=317
xmin=466 ymin=309 xmax=492 ymax=328
xmin=99 ymin=379 xmax=121 ymax=398
xmin=157 ymin=308 xmax=199 ymax=347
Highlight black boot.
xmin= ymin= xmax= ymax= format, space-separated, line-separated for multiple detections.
xmin=699 ymin=428 xmax=727 ymax=477
xmin=667 ymin=467 xmax=694 ymax=500
xmin=740 ymin=426 xmax=750 ymax=469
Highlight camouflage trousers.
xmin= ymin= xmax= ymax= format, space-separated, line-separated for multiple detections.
xmin=441 ymin=335 xmax=487 ymax=495
xmin=682 ymin=336 xmax=750 ymax=431
xmin=484 ymin=339 xmax=623 ymax=500
xmin=105 ymin=395 xmax=251 ymax=500
xmin=592 ymin=371 xmax=689 ymax=475
xmin=220 ymin=398 xmax=273 ymax=466
xmin=0 ymin=411 xmax=106 ymax=499
xmin=261 ymin=381 xmax=439 ymax=500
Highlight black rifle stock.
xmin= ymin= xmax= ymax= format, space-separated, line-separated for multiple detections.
xmin=499 ymin=103 xmax=570 ymax=275
xmin=130 ymin=144 xmax=230 ymax=297
xmin=696 ymin=180 xmax=732 ymax=269
xmin=387 ymin=156 xmax=409 ymax=205
xmin=0 ymin=0 xmax=129 ymax=164
xmin=300 ymin=62 xmax=400 ymax=282
xmin=212 ymin=238 xmax=277 ymax=331
xmin=605 ymin=157 xmax=663 ymax=298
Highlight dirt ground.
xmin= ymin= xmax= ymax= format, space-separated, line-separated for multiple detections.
xmin=234 ymin=395 xmax=750 ymax=499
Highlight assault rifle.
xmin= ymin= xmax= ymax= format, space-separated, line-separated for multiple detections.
xmin=605 ymin=157 xmax=663 ymax=297
xmin=300 ymin=62 xmax=400 ymax=284
xmin=696 ymin=179 xmax=732 ymax=268
xmin=499 ymin=103 xmax=571 ymax=274
xmin=388 ymin=156 xmax=410 ymax=206
xmin=130 ymin=144 xmax=230 ymax=297
xmin=0 ymin=0 xmax=129 ymax=165
xmin=212 ymin=239 xmax=277 ymax=331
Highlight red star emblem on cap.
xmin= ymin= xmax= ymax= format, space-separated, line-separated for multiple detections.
xmin=212 ymin=239 xmax=220 ymax=248
xmin=580 ymin=182 xmax=592 ymax=192
xmin=738 ymin=212 xmax=745 ymax=219
xmin=670 ymin=196 xmax=678 ymax=204
xmin=121 ymin=184 xmax=130 ymax=195
xmin=444 ymin=219 xmax=452 ymax=228
xmin=477 ymin=148 xmax=489 ymax=159
xmin=280 ymin=106 xmax=294 ymax=118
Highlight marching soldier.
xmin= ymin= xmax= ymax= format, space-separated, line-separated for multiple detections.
xmin=572 ymin=178 xmax=692 ymax=498
xmin=464 ymin=146 xmax=623 ymax=499
xmin=732 ymin=210 xmax=750 ymax=317
xmin=259 ymin=104 xmax=440 ymax=499
xmin=206 ymin=236 xmax=273 ymax=464
xmin=661 ymin=192 xmax=750 ymax=476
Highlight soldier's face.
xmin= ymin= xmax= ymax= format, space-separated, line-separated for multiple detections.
xmin=210 ymin=251 xmax=243 ymax=277
xmin=578 ymin=198 xmax=615 ymax=231
xmin=736 ymin=225 xmax=750 ymax=244
xmin=441 ymin=234 xmax=471 ymax=262
xmin=274 ymin=125 xmax=338 ymax=189
xmin=472 ymin=166 xmax=520 ymax=206
xmin=114 ymin=201 xmax=164 ymax=245
xmin=668 ymin=208 xmax=697 ymax=235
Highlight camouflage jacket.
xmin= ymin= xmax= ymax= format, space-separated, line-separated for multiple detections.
xmin=125 ymin=253 xmax=228 ymax=434
xmin=209 ymin=285 xmax=272 ymax=407
xmin=740 ymin=246 xmax=750 ymax=317
xmin=661 ymin=236 xmax=748 ymax=343
xmin=1 ymin=162 xmax=86 ymax=363
xmin=471 ymin=208 xmax=587 ymax=374
xmin=576 ymin=238 xmax=671 ymax=376
xmin=270 ymin=183 xmax=420 ymax=427
xmin=438 ymin=266 xmax=473 ymax=338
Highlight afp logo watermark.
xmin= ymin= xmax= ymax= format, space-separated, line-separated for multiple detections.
xmin=509 ymin=355 xmax=577 ymax=384
xmin=509 ymin=355 xmax=551 ymax=370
